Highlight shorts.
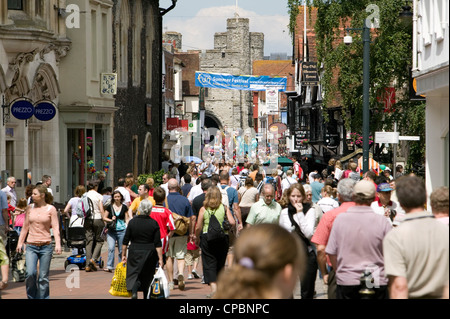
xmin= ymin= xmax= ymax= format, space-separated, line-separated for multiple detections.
xmin=185 ymin=248 xmax=200 ymax=266
xmin=0 ymin=237 xmax=9 ymax=266
xmin=167 ymin=236 xmax=188 ymax=259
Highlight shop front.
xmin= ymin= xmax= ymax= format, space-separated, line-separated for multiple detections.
xmin=59 ymin=105 xmax=115 ymax=202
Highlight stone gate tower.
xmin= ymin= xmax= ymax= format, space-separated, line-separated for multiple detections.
xmin=200 ymin=17 xmax=264 ymax=131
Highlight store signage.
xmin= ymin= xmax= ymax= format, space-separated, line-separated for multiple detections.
xmin=34 ymin=101 xmax=57 ymax=121
xmin=294 ymin=130 xmax=309 ymax=150
xmin=302 ymin=62 xmax=319 ymax=86
xmin=167 ymin=118 xmax=179 ymax=131
xmin=10 ymin=99 xmax=34 ymax=120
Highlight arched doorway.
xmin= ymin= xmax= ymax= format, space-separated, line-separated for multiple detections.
xmin=204 ymin=113 xmax=222 ymax=143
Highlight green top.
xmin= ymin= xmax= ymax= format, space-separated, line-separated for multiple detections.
xmin=246 ymin=198 xmax=282 ymax=225
xmin=202 ymin=204 xmax=226 ymax=234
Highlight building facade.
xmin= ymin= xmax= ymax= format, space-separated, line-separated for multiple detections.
xmin=58 ymin=0 xmax=115 ymax=202
xmin=412 ymin=0 xmax=449 ymax=191
xmin=112 ymin=0 xmax=166 ymax=180
xmin=0 ymin=0 xmax=71 ymax=202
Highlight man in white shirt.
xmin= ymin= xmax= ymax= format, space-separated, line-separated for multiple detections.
xmin=199 ymin=158 xmax=215 ymax=177
xmin=160 ymin=173 xmax=170 ymax=196
xmin=41 ymin=175 xmax=53 ymax=195
xmin=281 ymin=170 xmax=298 ymax=195
xmin=370 ymin=183 xmax=405 ymax=226
xmin=187 ymin=174 xmax=208 ymax=204
xmin=115 ymin=178 xmax=131 ymax=207
xmin=1 ymin=177 xmax=17 ymax=207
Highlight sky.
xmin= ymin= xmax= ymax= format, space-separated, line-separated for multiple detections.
xmin=160 ymin=0 xmax=292 ymax=56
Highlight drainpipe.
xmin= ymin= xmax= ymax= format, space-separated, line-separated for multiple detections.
xmin=160 ymin=0 xmax=177 ymax=16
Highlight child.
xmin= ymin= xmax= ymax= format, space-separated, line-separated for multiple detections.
xmin=317 ymin=185 xmax=339 ymax=214
xmin=149 ymin=187 xmax=176 ymax=265
xmin=186 ymin=239 xmax=200 ymax=280
xmin=13 ymin=198 xmax=28 ymax=236
xmin=6 ymin=195 xmax=15 ymax=229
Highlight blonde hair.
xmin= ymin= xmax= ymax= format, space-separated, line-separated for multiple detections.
xmin=321 ymin=185 xmax=336 ymax=198
xmin=203 ymin=186 xmax=222 ymax=210
xmin=146 ymin=177 xmax=155 ymax=188
xmin=75 ymin=185 xmax=86 ymax=197
xmin=214 ymin=224 xmax=305 ymax=299
xmin=125 ymin=177 xmax=135 ymax=187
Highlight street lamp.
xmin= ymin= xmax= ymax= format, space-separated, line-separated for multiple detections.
xmin=344 ymin=21 xmax=372 ymax=174
xmin=399 ymin=1 xmax=413 ymax=29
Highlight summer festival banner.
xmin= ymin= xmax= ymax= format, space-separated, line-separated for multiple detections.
xmin=195 ymin=71 xmax=287 ymax=91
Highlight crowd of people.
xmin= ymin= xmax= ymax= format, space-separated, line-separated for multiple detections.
xmin=0 ymin=155 xmax=448 ymax=300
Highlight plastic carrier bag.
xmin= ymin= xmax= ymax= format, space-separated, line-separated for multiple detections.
xmin=109 ymin=262 xmax=131 ymax=297
xmin=148 ymin=267 xmax=170 ymax=299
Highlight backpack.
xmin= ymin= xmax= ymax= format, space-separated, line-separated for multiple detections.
xmin=171 ymin=212 xmax=190 ymax=236
xmin=206 ymin=209 xmax=226 ymax=242
xmin=75 ymin=193 xmax=94 ymax=219
xmin=219 ymin=185 xmax=230 ymax=208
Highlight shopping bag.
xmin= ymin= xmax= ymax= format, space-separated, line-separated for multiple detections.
xmin=148 ymin=267 xmax=170 ymax=299
xmin=108 ymin=262 xmax=132 ymax=297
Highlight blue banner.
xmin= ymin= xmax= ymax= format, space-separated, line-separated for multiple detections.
xmin=195 ymin=72 xmax=287 ymax=91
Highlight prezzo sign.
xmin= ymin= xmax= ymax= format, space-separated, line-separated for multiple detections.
xmin=10 ymin=99 xmax=57 ymax=122
xmin=34 ymin=101 xmax=57 ymax=121
xmin=10 ymin=99 xmax=34 ymax=120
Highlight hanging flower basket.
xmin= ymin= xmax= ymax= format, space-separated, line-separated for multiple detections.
xmin=300 ymin=139 xmax=309 ymax=145
xmin=349 ymin=133 xmax=373 ymax=148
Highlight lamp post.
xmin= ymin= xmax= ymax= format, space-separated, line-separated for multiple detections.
xmin=345 ymin=20 xmax=371 ymax=174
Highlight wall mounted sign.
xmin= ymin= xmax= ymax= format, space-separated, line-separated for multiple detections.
xmin=34 ymin=101 xmax=57 ymax=121
xmin=9 ymin=98 xmax=57 ymax=122
xmin=175 ymin=100 xmax=185 ymax=116
xmin=302 ymin=62 xmax=319 ymax=86
xmin=101 ymin=73 xmax=117 ymax=95
xmin=10 ymin=98 xmax=34 ymax=120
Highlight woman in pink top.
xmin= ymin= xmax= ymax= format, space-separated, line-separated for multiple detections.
xmin=17 ymin=185 xmax=61 ymax=299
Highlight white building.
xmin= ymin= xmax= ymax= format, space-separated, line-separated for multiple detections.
xmin=0 ymin=1 xmax=71 ymax=202
xmin=412 ymin=0 xmax=449 ymax=192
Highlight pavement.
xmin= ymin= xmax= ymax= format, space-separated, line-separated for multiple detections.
xmin=1 ymin=243 xmax=327 ymax=300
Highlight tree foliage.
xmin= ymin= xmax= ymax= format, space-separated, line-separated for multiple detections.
xmin=287 ymin=0 xmax=425 ymax=171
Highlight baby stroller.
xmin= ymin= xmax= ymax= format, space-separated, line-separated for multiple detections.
xmin=11 ymin=252 xmax=26 ymax=282
xmin=6 ymin=230 xmax=26 ymax=282
xmin=64 ymin=215 xmax=103 ymax=270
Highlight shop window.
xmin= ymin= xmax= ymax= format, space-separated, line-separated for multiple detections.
xmin=67 ymin=127 xmax=109 ymax=195
xmin=8 ymin=0 xmax=23 ymax=10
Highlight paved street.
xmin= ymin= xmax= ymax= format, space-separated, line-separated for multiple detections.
xmin=1 ymin=244 xmax=327 ymax=300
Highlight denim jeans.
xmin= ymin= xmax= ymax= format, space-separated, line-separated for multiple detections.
xmin=106 ymin=229 xmax=125 ymax=270
xmin=25 ymin=243 xmax=53 ymax=299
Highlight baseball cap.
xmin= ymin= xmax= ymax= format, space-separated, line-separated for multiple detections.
xmin=354 ymin=180 xmax=376 ymax=198
xmin=377 ymin=183 xmax=393 ymax=192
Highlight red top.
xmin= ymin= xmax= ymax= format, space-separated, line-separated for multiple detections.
xmin=150 ymin=206 xmax=175 ymax=239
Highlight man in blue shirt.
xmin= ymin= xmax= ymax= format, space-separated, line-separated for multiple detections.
xmin=0 ymin=191 xmax=8 ymax=243
xmin=166 ymin=179 xmax=194 ymax=291
xmin=311 ymin=173 xmax=324 ymax=203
